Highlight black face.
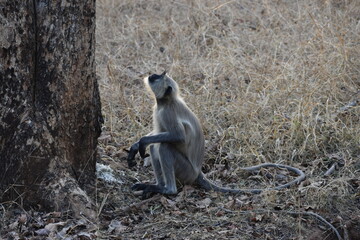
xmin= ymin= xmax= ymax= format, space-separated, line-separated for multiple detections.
xmin=148 ymin=73 xmax=162 ymax=83
xmin=164 ymin=86 xmax=172 ymax=96
xmin=148 ymin=71 xmax=167 ymax=83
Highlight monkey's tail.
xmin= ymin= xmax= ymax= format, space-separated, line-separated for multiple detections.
xmin=196 ymin=163 xmax=306 ymax=194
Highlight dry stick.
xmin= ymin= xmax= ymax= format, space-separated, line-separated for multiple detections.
xmin=338 ymin=99 xmax=359 ymax=112
xmin=120 ymin=195 xmax=161 ymax=213
xmin=331 ymin=98 xmax=359 ymax=119
xmin=211 ymin=0 xmax=235 ymax=11
xmin=219 ymin=208 xmax=342 ymax=240
xmin=97 ymin=192 xmax=109 ymax=217
xmin=240 ymin=163 xmax=306 ymax=193
xmin=285 ymin=211 xmax=342 ymax=240
xmin=324 ymin=163 xmax=338 ymax=176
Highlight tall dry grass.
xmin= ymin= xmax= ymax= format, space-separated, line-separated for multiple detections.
xmin=96 ymin=0 xmax=359 ymax=210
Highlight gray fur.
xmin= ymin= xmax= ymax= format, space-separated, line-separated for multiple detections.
xmin=127 ymin=72 xmax=305 ymax=195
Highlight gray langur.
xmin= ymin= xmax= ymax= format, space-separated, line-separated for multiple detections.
xmin=127 ymin=71 xmax=305 ymax=195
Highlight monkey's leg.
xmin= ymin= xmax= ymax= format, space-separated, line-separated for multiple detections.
xmin=131 ymin=144 xmax=165 ymax=195
xmin=158 ymin=143 xmax=177 ymax=193
xmin=132 ymin=143 xmax=178 ymax=195
xmin=150 ymin=144 xmax=165 ymax=186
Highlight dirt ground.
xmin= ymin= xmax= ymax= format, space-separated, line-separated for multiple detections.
xmin=1 ymin=0 xmax=360 ymax=239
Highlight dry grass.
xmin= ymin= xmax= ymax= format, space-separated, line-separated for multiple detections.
xmin=96 ymin=0 xmax=360 ymax=239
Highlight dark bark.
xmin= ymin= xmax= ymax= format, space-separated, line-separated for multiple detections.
xmin=0 ymin=0 xmax=102 ymax=218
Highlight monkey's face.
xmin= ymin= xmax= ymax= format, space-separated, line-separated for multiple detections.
xmin=145 ymin=71 xmax=179 ymax=100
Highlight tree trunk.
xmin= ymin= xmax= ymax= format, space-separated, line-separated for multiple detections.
xmin=0 ymin=0 xmax=102 ymax=219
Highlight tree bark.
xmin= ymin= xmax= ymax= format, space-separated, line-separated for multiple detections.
xmin=0 ymin=0 xmax=102 ymax=219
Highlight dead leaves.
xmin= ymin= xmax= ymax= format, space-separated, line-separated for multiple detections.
xmin=195 ymin=197 xmax=212 ymax=209
xmin=107 ymin=219 xmax=127 ymax=234
xmin=2 ymin=211 xmax=97 ymax=239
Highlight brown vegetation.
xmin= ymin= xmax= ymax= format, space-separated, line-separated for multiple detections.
xmin=1 ymin=0 xmax=359 ymax=239
xmin=95 ymin=0 xmax=359 ymax=239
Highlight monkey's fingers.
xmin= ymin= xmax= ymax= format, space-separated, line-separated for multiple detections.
xmin=127 ymin=158 xmax=137 ymax=168
xmin=139 ymin=146 xmax=147 ymax=159
xmin=127 ymin=149 xmax=138 ymax=160
xmin=127 ymin=143 xmax=140 ymax=159
xmin=127 ymin=145 xmax=139 ymax=168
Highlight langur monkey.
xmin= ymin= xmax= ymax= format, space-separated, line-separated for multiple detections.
xmin=127 ymin=71 xmax=305 ymax=195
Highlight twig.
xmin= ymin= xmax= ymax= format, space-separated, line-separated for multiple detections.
xmin=97 ymin=192 xmax=109 ymax=217
xmin=324 ymin=163 xmax=338 ymax=176
xmin=339 ymin=99 xmax=359 ymax=112
xmin=120 ymin=195 xmax=161 ymax=213
xmin=285 ymin=211 xmax=342 ymax=240
xmin=212 ymin=0 xmax=235 ymax=11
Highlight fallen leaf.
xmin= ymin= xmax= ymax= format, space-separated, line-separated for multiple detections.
xmin=249 ymin=212 xmax=265 ymax=222
xmin=172 ymin=210 xmax=185 ymax=216
xmin=196 ymin=198 xmax=212 ymax=209
xmin=35 ymin=228 xmax=50 ymax=236
xmin=8 ymin=221 xmax=18 ymax=230
xmin=108 ymin=219 xmax=127 ymax=234
xmin=225 ymin=199 xmax=236 ymax=209
xmin=45 ymin=221 xmax=66 ymax=232
xmin=45 ymin=211 xmax=62 ymax=218
xmin=255 ymin=214 xmax=263 ymax=221
xmin=18 ymin=214 xmax=27 ymax=224
xmin=77 ymin=232 xmax=93 ymax=240
xmin=175 ymin=185 xmax=195 ymax=202
xmin=160 ymin=196 xmax=178 ymax=210
xmin=98 ymin=134 xmax=111 ymax=141
xmin=58 ymin=226 xmax=71 ymax=238
xmin=215 ymin=210 xmax=225 ymax=217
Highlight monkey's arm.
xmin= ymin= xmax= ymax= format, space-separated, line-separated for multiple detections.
xmin=138 ymin=132 xmax=185 ymax=158
xmin=127 ymin=131 xmax=156 ymax=168
xmin=127 ymin=130 xmax=185 ymax=167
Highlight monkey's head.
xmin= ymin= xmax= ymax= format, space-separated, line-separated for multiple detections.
xmin=145 ymin=71 xmax=179 ymax=100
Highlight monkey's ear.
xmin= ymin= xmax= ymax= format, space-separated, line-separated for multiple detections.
xmin=161 ymin=71 xmax=167 ymax=77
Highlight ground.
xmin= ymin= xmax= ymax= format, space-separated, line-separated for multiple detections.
xmin=1 ymin=0 xmax=360 ymax=239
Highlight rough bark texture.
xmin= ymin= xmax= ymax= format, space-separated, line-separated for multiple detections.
xmin=0 ymin=0 xmax=102 ymax=218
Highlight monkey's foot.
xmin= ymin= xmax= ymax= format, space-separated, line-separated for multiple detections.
xmin=132 ymin=183 xmax=177 ymax=195
xmin=127 ymin=159 xmax=137 ymax=168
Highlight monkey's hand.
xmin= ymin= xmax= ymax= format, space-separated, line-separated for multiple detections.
xmin=127 ymin=142 xmax=139 ymax=168
xmin=127 ymin=140 xmax=151 ymax=168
